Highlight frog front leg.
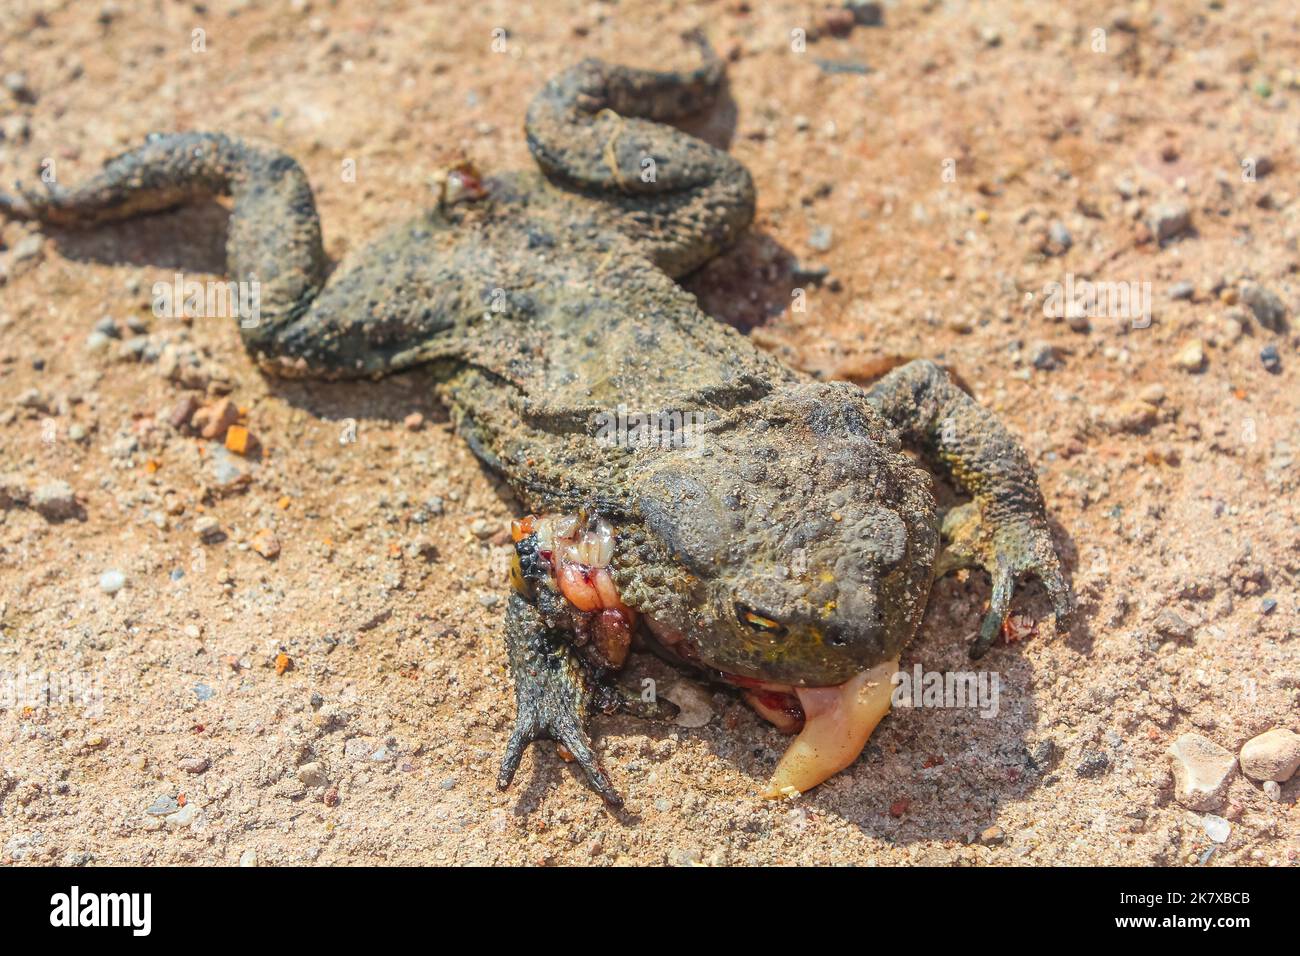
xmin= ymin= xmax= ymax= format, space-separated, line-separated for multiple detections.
xmin=864 ymin=360 xmax=1074 ymax=658
xmin=497 ymin=513 xmax=678 ymax=806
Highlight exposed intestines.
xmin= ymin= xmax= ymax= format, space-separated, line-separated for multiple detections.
xmin=511 ymin=513 xmax=635 ymax=668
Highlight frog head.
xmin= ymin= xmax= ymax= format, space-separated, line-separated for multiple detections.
xmin=627 ymin=382 xmax=938 ymax=686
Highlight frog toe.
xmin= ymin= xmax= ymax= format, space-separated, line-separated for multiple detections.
xmin=498 ymin=708 xmax=623 ymax=808
xmin=969 ymin=524 xmax=1073 ymax=659
xmin=939 ymin=503 xmax=1073 ymax=659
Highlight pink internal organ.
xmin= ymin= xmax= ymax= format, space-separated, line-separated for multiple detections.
xmin=533 ymin=514 xmax=636 ymax=668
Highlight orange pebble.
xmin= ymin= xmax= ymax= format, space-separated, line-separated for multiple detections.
xmin=225 ymin=425 xmax=252 ymax=455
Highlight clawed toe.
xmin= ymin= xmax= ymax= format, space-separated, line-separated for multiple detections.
xmin=497 ymin=712 xmax=623 ymax=807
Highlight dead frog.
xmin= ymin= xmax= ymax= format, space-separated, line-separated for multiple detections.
xmin=1 ymin=36 xmax=1072 ymax=805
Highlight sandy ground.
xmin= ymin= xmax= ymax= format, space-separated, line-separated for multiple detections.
xmin=1 ymin=0 xmax=1297 ymax=866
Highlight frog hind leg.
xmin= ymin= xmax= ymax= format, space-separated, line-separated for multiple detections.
xmin=1 ymin=132 xmax=328 ymax=349
xmin=498 ymin=593 xmax=624 ymax=806
xmin=525 ymin=31 xmax=755 ymax=277
xmin=1 ymin=132 xmax=459 ymax=380
xmin=864 ymin=360 xmax=1075 ymax=659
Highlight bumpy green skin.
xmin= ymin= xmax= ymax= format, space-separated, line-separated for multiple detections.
xmin=2 ymin=39 xmax=1072 ymax=805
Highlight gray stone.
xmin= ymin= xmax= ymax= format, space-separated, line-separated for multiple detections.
xmin=1240 ymin=282 xmax=1287 ymax=331
xmin=146 ymin=795 xmax=179 ymax=816
xmin=297 ymin=762 xmax=329 ymax=788
xmin=32 ymin=480 xmax=78 ymax=521
xmin=1148 ymin=201 xmax=1191 ymax=243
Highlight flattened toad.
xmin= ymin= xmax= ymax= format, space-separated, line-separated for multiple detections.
xmin=1 ymin=36 xmax=1072 ymax=805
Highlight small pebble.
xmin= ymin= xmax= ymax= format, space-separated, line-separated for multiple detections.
xmin=1260 ymin=344 xmax=1281 ymax=374
xmin=845 ymin=1 xmax=883 ymax=27
xmin=193 ymin=398 xmax=238 ymax=441
xmin=1239 ymin=727 xmax=1300 ymax=782
xmin=179 ymin=757 xmax=210 ymax=774
xmin=1137 ymin=383 xmax=1166 ymax=405
xmin=297 ymin=762 xmax=329 ymax=788
xmin=807 ymin=225 xmax=833 ymax=252
xmin=1239 ymin=282 xmax=1287 ymax=331
xmin=164 ymin=803 xmax=198 ymax=829
xmin=3 ymin=71 xmax=33 ymax=102
xmin=250 ymin=529 xmax=281 ymax=560
xmin=1047 ymin=220 xmax=1072 ymax=254
xmin=1201 ymin=814 xmax=1231 ymax=843
xmin=1075 ymin=749 xmax=1110 ymax=778
xmin=1168 ymin=733 xmax=1236 ymax=810
xmin=10 ymin=233 xmax=43 ymax=263
xmin=1171 ymin=339 xmax=1205 ymax=372
xmin=239 ymin=849 xmax=258 ymax=867
xmin=146 ymin=796 xmax=179 ymax=816
xmin=1148 ymin=200 xmax=1192 ymax=243
xmin=1030 ymin=341 xmax=1059 ymax=370
xmin=1103 ymin=400 xmax=1158 ymax=434
xmin=98 ymin=570 xmax=126 ymax=594
xmin=1168 ymin=281 xmax=1194 ymax=301
xmin=32 ymin=480 xmax=78 ymax=521
xmin=167 ymin=395 xmax=200 ymax=430
xmin=666 ymin=681 xmax=714 ymax=728
xmin=84 ymin=331 xmax=113 ymax=354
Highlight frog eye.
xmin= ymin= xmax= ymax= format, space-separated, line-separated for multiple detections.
xmin=735 ymin=603 xmax=788 ymax=636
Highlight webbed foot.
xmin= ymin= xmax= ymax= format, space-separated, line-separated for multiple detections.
xmin=498 ymin=593 xmax=623 ymax=806
xmin=937 ymin=500 xmax=1074 ymax=659
xmin=865 ymin=359 xmax=1074 ymax=659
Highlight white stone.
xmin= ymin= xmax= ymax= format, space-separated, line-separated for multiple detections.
xmin=1168 ymin=733 xmax=1236 ymax=810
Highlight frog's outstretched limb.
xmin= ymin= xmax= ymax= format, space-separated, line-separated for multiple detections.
xmin=0 ymin=132 xmax=472 ymax=380
xmin=0 ymin=132 xmax=328 ymax=351
xmin=498 ymin=594 xmax=624 ymax=807
xmin=525 ymin=31 xmax=754 ymax=277
xmin=864 ymin=360 xmax=1074 ymax=658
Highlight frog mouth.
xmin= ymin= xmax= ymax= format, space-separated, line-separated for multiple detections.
xmin=646 ymin=620 xmax=897 ymax=797
xmin=515 ymin=512 xmax=898 ymax=797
